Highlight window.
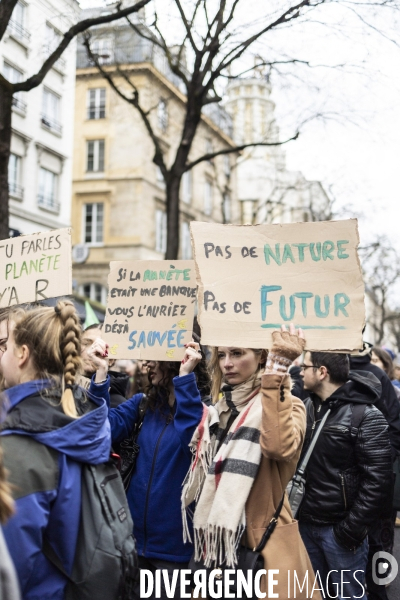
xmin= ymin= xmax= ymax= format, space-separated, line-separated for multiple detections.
xmin=3 ymin=62 xmax=26 ymax=114
xmin=206 ymin=138 xmax=213 ymax=163
xmin=157 ymin=99 xmax=168 ymax=132
xmin=223 ymin=193 xmax=231 ymax=223
xmin=38 ymin=167 xmax=58 ymax=210
xmin=79 ymin=283 xmax=107 ymax=306
xmin=8 ymin=153 xmax=23 ymax=200
xmin=42 ymin=88 xmax=61 ymax=134
xmin=8 ymin=1 xmax=30 ymax=42
xmin=45 ymin=23 xmax=61 ymax=52
xmin=87 ymin=88 xmax=106 ymax=119
xmin=84 ymin=203 xmax=104 ymax=244
xmin=204 ymin=180 xmax=213 ymax=215
xmin=181 ymin=171 xmax=192 ymax=204
xmin=87 ymin=140 xmax=105 ymax=172
xmin=155 ymin=209 xmax=167 ymax=253
xmin=224 ymin=155 xmax=231 ymax=178
xmin=44 ymin=23 xmax=65 ymax=71
xmin=181 ymin=222 xmax=192 ymax=259
xmin=91 ymin=37 xmax=113 ymax=65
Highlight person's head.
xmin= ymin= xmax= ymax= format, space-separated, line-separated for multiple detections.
xmin=301 ymin=351 xmax=349 ymax=399
xmin=81 ymin=323 xmax=103 ymax=376
xmin=1 ymin=301 xmax=82 ymax=418
xmin=394 ymin=362 xmax=400 ymax=382
xmin=209 ymin=347 xmax=267 ymax=404
xmin=371 ymin=347 xmax=394 ymax=379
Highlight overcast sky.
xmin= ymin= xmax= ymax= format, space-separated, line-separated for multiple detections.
xmin=80 ymin=1 xmax=400 ymax=251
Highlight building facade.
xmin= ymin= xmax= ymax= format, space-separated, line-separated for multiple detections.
xmin=71 ymin=10 xmax=239 ymax=304
xmin=224 ymin=76 xmax=331 ymax=225
xmin=1 ymin=0 xmax=80 ymax=236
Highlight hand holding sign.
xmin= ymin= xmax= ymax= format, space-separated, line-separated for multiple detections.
xmin=191 ymin=219 xmax=365 ymax=352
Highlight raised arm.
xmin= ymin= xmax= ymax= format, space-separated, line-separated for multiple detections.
xmin=260 ymin=324 xmax=306 ymax=462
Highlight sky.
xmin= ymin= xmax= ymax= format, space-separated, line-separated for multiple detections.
xmin=80 ymin=1 xmax=400 ymax=252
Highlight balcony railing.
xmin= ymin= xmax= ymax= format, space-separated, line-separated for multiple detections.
xmin=41 ymin=114 xmax=62 ymax=135
xmin=9 ymin=182 xmax=24 ymax=200
xmin=12 ymin=96 xmax=27 ymax=115
xmin=37 ymin=194 xmax=59 ymax=212
xmin=7 ymin=19 xmax=31 ymax=43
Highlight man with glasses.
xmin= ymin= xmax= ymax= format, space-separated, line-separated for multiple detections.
xmin=297 ymin=351 xmax=392 ymax=600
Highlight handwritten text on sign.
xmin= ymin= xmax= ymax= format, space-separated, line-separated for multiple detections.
xmin=102 ymin=260 xmax=196 ymax=360
xmin=191 ymin=219 xmax=365 ymax=351
xmin=0 ymin=228 xmax=72 ymax=307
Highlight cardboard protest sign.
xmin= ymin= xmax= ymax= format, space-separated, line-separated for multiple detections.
xmin=191 ymin=219 xmax=365 ymax=351
xmin=103 ymin=260 xmax=196 ymax=360
xmin=0 ymin=228 xmax=72 ymax=307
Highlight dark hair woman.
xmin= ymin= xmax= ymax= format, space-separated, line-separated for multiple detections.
xmin=106 ymin=341 xmax=208 ymax=600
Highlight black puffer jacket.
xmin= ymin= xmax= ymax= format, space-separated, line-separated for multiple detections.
xmin=298 ymin=371 xmax=393 ymax=550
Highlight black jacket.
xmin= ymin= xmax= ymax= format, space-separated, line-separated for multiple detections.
xmin=298 ymin=371 xmax=393 ymax=550
xmin=108 ymin=370 xmax=129 ymax=408
xmin=350 ymin=354 xmax=400 ymax=458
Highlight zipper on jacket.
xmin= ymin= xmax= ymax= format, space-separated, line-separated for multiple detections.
xmin=340 ymin=473 xmax=347 ymax=510
xmin=143 ymin=419 xmax=171 ymax=554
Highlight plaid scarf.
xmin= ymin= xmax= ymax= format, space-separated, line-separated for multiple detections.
xmin=182 ymin=376 xmax=262 ymax=567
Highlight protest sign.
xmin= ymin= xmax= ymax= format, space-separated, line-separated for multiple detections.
xmin=191 ymin=219 xmax=365 ymax=351
xmin=0 ymin=228 xmax=72 ymax=307
xmin=103 ymin=260 xmax=196 ymax=360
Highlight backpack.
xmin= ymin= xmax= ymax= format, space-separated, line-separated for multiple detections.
xmin=44 ymin=460 xmax=138 ymax=600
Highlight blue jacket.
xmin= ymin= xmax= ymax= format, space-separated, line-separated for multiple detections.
xmin=109 ymin=372 xmax=203 ymax=562
xmin=1 ymin=379 xmax=111 ymax=600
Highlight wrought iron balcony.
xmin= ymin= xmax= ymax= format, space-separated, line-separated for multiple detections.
xmin=37 ymin=193 xmax=60 ymax=212
xmin=41 ymin=114 xmax=62 ymax=135
xmin=7 ymin=19 xmax=31 ymax=43
xmin=8 ymin=182 xmax=24 ymax=200
xmin=12 ymin=96 xmax=27 ymax=115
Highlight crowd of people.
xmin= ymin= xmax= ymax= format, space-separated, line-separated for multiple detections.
xmin=0 ymin=300 xmax=398 ymax=600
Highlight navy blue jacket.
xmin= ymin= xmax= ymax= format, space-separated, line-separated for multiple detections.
xmin=1 ymin=379 xmax=110 ymax=600
xmin=109 ymin=372 xmax=203 ymax=562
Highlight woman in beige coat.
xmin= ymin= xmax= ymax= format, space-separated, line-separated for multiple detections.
xmin=182 ymin=325 xmax=320 ymax=600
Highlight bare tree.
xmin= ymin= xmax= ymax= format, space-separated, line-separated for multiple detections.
xmin=0 ymin=0 xmax=151 ymax=240
xmin=360 ymin=239 xmax=400 ymax=344
xmin=84 ymin=0 xmax=400 ymax=259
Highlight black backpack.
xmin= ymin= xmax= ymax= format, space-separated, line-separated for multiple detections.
xmin=44 ymin=460 xmax=138 ymax=600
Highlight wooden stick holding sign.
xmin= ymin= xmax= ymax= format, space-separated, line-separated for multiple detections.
xmin=190 ymin=219 xmax=365 ymax=352
xmin=102 ymin=260 xmax=196 ymax=360
xmin=0 ymin=228 xmax=72 ymax=307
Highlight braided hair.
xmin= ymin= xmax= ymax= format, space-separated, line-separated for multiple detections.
xmin=10 ymin=300 xmax=82 ymax=418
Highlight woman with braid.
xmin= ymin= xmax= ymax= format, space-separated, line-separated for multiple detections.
xmin=0 ymin=301 xmax=111 ymax=600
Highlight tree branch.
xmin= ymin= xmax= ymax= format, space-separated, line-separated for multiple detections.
xmin=13 ymin=0 xmax=151 ymax=93
xmin=0 ymin=0 xmax=18 ymax=42
xmin=83 ymin=35 xmax=168 ymax=178
xmin=185 ymin=133 xmax=300 ymax=171
xmin=174 ymin=0 xmax=199 ymax=52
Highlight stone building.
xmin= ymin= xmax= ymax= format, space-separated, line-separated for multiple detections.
xmin=71 ymin=8 xmax=238 ymax=304
xmin=1 ymin=0 xmax=80 ymax=235
xmin=224 ymin=76 xmax=331 ymax=225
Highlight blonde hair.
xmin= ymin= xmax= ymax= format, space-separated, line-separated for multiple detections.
xmin=10 ymin=300 xmax=82 ymax=418
xmin=209 ymin=347 xmax=267 ymax=404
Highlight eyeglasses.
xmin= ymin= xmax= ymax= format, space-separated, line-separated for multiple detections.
xmin=300 ymin=364 xmax=316 ymax=371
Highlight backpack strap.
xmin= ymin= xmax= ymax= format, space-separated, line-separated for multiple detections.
xmin=350 ymin=404 xmax=367 ymax=443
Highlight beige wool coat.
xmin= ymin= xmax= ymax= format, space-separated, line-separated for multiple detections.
xmin=243 ymin=373 xmax=321 ymax=600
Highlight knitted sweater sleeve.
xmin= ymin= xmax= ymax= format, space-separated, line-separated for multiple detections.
xmin=259 ymin=373 xmax=306 ymax=462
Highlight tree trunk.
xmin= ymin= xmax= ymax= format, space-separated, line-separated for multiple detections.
xmin=165 ymin=174 xmax=182 ymax=259
xmin=0 ymin=86 xmax=13 ymax=241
